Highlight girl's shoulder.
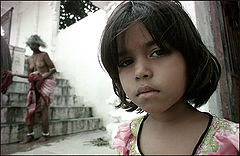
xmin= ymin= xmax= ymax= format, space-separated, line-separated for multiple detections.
xmin=112 ymin=115 xmax=146 ymax=155
xmin=196 ymin=115 xmax=239 ymax=155
xmin=211 ymin=115 xmax=239 ymax=131
xmin=210 ymin=115 xmax=239 ymax=139
xmin=130 ymin=115 xmax=146 ymax=136
xmin=114 ymin=115 xmax=146 ymax=138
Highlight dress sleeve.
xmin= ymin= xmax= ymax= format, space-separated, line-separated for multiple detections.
xmin=112 ymin=121 xmax=132 ymax=155
xmin=208 ymin=119 xmax=239 ymax=155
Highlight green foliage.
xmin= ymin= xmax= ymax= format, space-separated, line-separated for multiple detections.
xmin=87 ymin=137 xmax=109 ymax=146
xmin=59 ymin=0 xmax=99 ymax=30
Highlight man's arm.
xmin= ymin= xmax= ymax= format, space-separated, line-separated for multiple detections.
xmin=43 ymin=53 xmax=56 ymax=80
xmin=43 ymin=68 xmax=56 ymax=80
xmin=13 ymin=73 xmax=29 ymax=78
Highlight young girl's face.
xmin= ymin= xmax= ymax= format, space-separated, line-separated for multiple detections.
xmin=117 ymin=23 xmax=187 ymax=114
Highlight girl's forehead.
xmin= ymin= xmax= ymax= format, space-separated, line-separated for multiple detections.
xmin=117 ymin=23 xmax=154 ymax=51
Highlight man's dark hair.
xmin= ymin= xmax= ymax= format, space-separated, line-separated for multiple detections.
xmin=99 ymin=1 xmax=221 ymax=113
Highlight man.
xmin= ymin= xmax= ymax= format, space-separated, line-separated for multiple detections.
xmin=14 ymin=34 xmax=56 ymax=143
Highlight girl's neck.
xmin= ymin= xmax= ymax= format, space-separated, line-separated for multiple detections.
xmin=147 ymin=100 xmax=199 ymax=125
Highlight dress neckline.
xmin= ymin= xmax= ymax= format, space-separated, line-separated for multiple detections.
xmin=136 ymin=112 xmax=213 ymax=155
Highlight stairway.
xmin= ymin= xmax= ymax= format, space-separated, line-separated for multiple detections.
xmin=1 ymin=71 xmax=102 ymax=144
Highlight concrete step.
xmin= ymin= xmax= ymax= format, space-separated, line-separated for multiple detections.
xmin=1 ymin=106 xmax=93 ymax=124
xmin=1 ymin=117 xmax=102 ymax=144
xmin=7 ymin=81 xmax=75 ymax=96
xmin=9 ymin=78 xmax=71 ymax=89
xmin=4 ymin=92 xmax=83 ymax=107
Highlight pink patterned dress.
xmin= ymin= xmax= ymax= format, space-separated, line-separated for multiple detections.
xmin=112 ymin=113 xmax=239 ymax=155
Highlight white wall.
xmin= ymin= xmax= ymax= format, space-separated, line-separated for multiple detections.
xmin=55 ymin=10 xmax=116 ymax=126
xmin=180 ymin=1 xmax=197 ymax=26
xmin=1 ymin=1 xmax=118 ymax=126
xmin=1 ymin=1 xmax=59 ymax=58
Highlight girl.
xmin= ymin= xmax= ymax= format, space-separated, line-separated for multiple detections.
xmin=99 ymin=1 xmax=239 ymax=155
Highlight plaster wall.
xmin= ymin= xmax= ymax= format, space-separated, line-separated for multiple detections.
xmin=1 ymin=1 xmax=118 ymax=127
xmin=55 ymin=10 xmax=116 ymax=126
xmin=1 ymin=1 xmax=60 ymax=58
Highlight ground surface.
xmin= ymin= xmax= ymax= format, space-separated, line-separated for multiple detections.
xmin=1 ymin=130 xmax=117 ymax=155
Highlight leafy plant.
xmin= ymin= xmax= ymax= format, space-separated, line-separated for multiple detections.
xmin=59 ymin=0 xmax=99 ymax=30
xmin=84 ymin=137 xmax=109 ymax=146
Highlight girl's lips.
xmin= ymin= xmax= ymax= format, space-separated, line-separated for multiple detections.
xmin=136 ymin=85 xmax=159 ymax=97
xmin=138 ymin=91 xmax=159 ymax=99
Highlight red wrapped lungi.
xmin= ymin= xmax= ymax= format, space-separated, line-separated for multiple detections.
xmin=24 ymin=71 xmax=55 ymax=125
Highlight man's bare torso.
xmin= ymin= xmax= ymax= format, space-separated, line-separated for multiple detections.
xmin=27 ymin=52 xmax=54 ymax=75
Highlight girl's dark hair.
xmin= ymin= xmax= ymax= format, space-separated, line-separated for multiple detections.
xmin=99 ymin=1 xmax=221 ymax=113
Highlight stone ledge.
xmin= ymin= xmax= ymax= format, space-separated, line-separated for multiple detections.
xmin=7 ymin=83 xmax=75 ymax=96
xmin=5 ymin=93 xmax=81 ymax=107
xmin=1 ymin=106 xmax=93 ymax=124
xmin=1 ymin=117 xmax=102 ymax=144
xmin=9 ymin=78 xmax=71 ymax=87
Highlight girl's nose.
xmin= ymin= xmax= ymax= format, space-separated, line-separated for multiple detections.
xmin=135 ymin=60 xmax=153 ymax=80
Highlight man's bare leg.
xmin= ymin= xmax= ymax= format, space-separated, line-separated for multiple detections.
xmin=20 ymin=114 xmax=35 ymax=144
xmin=42 ymin=103 xmax=49 ymax=133
xmin=20 ymin=90 xmax=38 ymax=144
xmin=38 ymin=101 xmax=49 ymax=142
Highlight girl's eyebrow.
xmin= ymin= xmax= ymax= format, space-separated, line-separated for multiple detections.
xmin=145 ymin=40 xmax=156 ymax=47
xmin=118 ymin=50 xmax=127 ymax=58
xmin=118 ymin=40 xmax=156 ymax=57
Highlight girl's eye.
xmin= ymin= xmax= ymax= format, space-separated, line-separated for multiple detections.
xmin=150 ymin=49 xmax=169 ymax=57
xmin=118 ymin=59 xmax=133 ymax=67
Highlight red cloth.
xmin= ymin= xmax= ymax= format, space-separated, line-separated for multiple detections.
xmin=24 ymin=72 xmax=55 ymax=125
xmin=24 ymin=73 xmax=44 ymax=125
xmin=1 ymin=70 xmax=13 ymax=94
xmin=24 ymin=91 xmax=37 ymax=124
xmin=28 ymin=73 xmax=43 ymax=91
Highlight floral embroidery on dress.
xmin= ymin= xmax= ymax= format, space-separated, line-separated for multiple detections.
xmin=196 ymin=116 xmax=239 ymax=155
xmin=112 ymin=114 xmax=239 ymax=155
